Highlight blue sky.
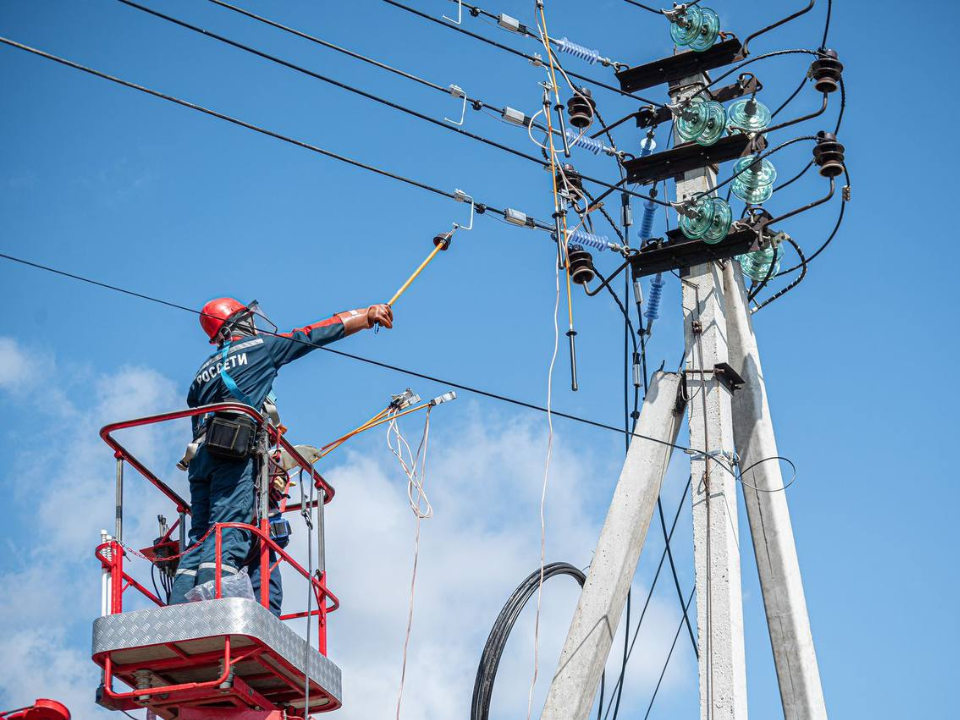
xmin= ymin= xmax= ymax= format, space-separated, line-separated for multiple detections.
xmin=0 ymin=0 xmax=956 ymax=718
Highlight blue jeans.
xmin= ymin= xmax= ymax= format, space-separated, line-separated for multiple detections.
xmin=170 ymin=446 xmax=282 ymax=616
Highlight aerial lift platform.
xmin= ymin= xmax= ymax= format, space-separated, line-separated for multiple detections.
xmin=92 ymin=403 xmax=341 ymax=719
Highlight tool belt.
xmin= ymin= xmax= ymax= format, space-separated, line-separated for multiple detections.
xmin=204 ymin=412 xmax=259 ymax=461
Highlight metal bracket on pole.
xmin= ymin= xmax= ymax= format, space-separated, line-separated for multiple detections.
xmin=683 ymin=361 xmax=747 ymax=396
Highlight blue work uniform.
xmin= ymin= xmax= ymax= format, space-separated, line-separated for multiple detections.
xmin=170 ymin=316 xmax=345 ymax=616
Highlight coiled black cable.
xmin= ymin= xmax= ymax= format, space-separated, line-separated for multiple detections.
xmin=471 ymin=562 xmax=594 ymax=720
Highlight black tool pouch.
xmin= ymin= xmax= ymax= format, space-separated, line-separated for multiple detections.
xmin=204 ymin=413 xmax=258 ymax=460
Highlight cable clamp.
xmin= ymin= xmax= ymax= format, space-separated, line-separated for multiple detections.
xmin=429 ymin=391 xmax=458 ymax=407
xmin=684 ymin=448 xmax=738 ymax=465
xmin=501 ymin=106 xmax=527 ymax=126
xmin=503 ymin=208 xmax=528 ymax=227
xmin=391 ymin=388 xmax=421 ymax=410
xmin=498 ymin=13 xmax=522 ymax=33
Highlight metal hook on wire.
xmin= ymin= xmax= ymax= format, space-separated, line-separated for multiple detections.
xmin=452 ymin=188 xmax=475 ymax=231
xmin=444 ymin=84 xmax=468 ymax=126
xmin=442 ymin=0 xmax=463 ymax=25
xmin=375 ymin=191 xmax=473 ymax=334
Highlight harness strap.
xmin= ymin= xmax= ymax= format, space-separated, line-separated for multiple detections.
xmin=220 ymin=341 xmax=254 ymax=406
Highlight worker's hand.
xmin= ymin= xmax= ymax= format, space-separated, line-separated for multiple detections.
xmin=367 ymin=304 xmax=394 ymax=330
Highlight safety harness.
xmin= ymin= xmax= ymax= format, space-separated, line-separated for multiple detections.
xmin=177 ymin=339 xmax=279 ymax=469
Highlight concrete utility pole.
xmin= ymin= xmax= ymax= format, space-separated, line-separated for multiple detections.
xmin=675 ymin=75 xmax=749 ymax=720
xmin=723 ymin=264 xmax=828 ymax=719
xmin=541 ymin=371 xmax=684 ymax=720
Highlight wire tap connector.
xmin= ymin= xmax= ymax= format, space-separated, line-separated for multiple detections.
xmin=391 ymin=388 xmax=422 ymax=410
xmin=429 ymin=391 xmax=458 ymax=406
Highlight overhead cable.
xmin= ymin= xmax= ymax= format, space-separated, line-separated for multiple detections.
xmin=621 ymin=0 xmax=663 ymax=15
xmin=445 ymin=0 xmax=625 ymax=69
xmin=95 ymin=7 xmax=673 ymax=209
xmin=208 ymin=0 xmax=548 ymax=133
xmin=0 ymin=36 xmax=555 ymax=232
xmin=0 ymin=251 xmax=704 ymax=456
xmin=378 ymin=0 xmax=666 ymax=108
xmin=116 ymin=1 xmax=553 ymax=170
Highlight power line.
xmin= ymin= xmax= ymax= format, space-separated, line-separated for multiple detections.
xmin=70 ymin=7 xmax=672 ymax=210
xmin=208 ymin=0 xmax=537 ymax=127
xmin=621 ymin=0 xmax=663 ymax=15
xmin=378 ymin=0 xmax=666 ymax=108
xmin=0 ymin=250 xmax=703 ymax=456
xmin=0 ymin=35 xmax=555 ymax=232
xmin=116 ymin=1 xmax=552 ymax=170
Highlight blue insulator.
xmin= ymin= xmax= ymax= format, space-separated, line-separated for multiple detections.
xmin=565 ymin=128 xmax=605 ymax=156
xmin=644 ymin=273 xmax=664 ymax=322
xmin=568 ymin=228 xmax=610 ymax=252
xmin=554 ymin=37 xmax=602 ymax=65
xmin=639 ymin=136 xmax=657 ymax=157
xmin=639 ymin=200 xmax=656 ymax=240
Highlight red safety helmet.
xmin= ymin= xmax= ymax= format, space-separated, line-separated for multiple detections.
xmin=199 ymin=297 xmax=248 ymax=344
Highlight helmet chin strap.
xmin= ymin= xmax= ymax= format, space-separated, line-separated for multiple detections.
xmin=217 ymin=310 xmax=257 ymax=346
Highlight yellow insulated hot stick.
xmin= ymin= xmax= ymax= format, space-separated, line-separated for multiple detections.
xmin=386 ymin=230 xmax=454 ymax=308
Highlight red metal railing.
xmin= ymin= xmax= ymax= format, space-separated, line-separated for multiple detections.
xmin=96 ymin=403 xmax=338 ymax=651
xmin=99 ymin=402 xmax=335 ymax=509
xmin=0 ymin=699 xmax=71 ymax=720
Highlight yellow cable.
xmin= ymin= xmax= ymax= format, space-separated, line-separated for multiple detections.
xmin=537 ymin=2 xmax=576 ymax=332
xmin=316 ymin=404 xmax=432 ymax=461
xmin=316 ymin=407 xmax=390 ymax=461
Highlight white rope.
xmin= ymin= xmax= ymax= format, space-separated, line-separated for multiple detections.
xmin=526 ymin=237 xmax=562 ymax=720
xmin=527 ymin=106 xmax=550 ymax=151
xmin=522 ymin=10 xmax=567 ymax=717
xmin=389 ymin=406 xmax=433 ymax=720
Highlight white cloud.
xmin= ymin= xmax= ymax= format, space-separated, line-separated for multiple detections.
xmin=0 ymin=337 xmax=695 ymax=718
xmin=0 ymin=337 xmax=184 ymax=715
xmin=0 ymin=337 xmax=37 ymax=391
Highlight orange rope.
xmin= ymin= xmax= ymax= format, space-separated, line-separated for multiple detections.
xmin=316 ymin=404 xmax=432 ymax=461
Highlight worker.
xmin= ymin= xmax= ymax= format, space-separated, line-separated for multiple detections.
xmin=170 ymin=297 xmax=394 ymax=616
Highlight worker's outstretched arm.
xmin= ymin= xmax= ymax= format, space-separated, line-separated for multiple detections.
xmin=267 ymin=304 xmax=394 ymax=367
xmin=336 ymin=303 xmax=393 ymax=335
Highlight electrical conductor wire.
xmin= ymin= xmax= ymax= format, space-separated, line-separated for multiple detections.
xmin=0 ymin=35 xmax=559 ymax=232
xmin=378 ymin=0 xmax=666 ymax=107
